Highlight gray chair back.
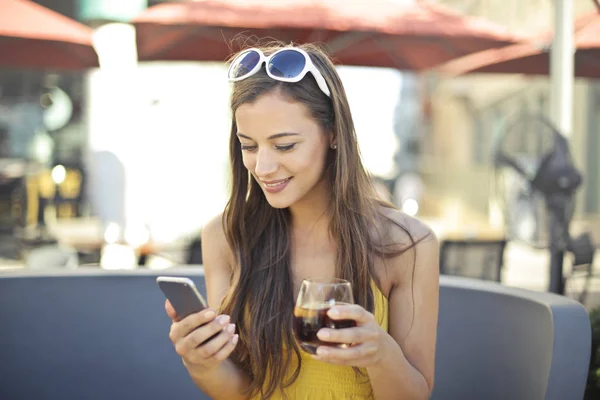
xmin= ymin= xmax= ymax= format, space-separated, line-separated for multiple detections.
xmin=0 ymin=268 xmax=210 ymax=400
xmin=0 ymin=269 xmax=591 ymax=400
xmin=432 ymin=276 xmax=590 ymax=400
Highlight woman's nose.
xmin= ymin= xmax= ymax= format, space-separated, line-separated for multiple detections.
xmin=254 ymin=149 xmax=279 ymax=177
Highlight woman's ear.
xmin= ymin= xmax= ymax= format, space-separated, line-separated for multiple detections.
xmin=329 ymin=132 xmax=337 ymax=150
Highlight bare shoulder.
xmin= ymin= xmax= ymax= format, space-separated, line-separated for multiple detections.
xmin=202 ymin=212 xmax=226 ymax=244
xmin=202 ymin=214 xmax=235 ymax=271
xmin=378 ymin=205 xmax=438 ymax=248
xmin=376 ymin=206 xmax=439 ymax=289
xmin=201 ymin=213 xmax=236 ymax=308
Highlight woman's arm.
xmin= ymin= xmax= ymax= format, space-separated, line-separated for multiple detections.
xmin=184 ymin=358 xmax=251 ymax=400
xmin=171 ymin=214 xmax=252 ymax=400
xmin=366 ymin=233 xmax=439 ymax=399
xmin=313 ymin=219 xmax=439 ymax=399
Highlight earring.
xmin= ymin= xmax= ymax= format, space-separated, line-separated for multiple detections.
xmin=331 ymin=144 xmax=337 ymax=150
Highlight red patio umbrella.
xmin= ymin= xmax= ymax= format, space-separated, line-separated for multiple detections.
xmin=0 ymin=0 xmax=99 ymax=70
xmin=435 ymin=11 xmax=600 ymax=78
xmin=132 ymin=0 xmax=528 ymax=70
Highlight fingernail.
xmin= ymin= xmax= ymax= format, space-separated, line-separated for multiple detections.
xmin=205 ymin=310 xmax=216 ymax=319
xmin=328 ymin=308 xmax=339 ymax=317
xmin=217 ymin=315 xmax=230 ymax=326
xmin=316 ymin=347 xmax=328 ymax=356
xmin=226 ymin=324 xmax=235 ymax=334
xmin=232 ymin=334 xmax=239 ymax=345
xmin=318 ymin=330 xmax=330 ymax=339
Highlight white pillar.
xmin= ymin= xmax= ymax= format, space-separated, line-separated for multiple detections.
xmin=549 ymin=0 xmax=574 ymax=138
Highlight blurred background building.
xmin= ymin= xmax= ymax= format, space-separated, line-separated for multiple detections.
xmin=424 ymin=0 xmax=599 ymax=231
xmin=0 ymin=0 xmax=598 ymax=284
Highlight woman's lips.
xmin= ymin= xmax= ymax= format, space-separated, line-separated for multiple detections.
xmin=262 ymin=177 xmax=292 ymax=193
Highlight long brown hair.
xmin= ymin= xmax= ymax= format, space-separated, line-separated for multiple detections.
xmin=221 ymin=41 xmax=416 ymax=398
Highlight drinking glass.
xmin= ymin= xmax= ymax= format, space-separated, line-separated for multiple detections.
xmin=292 ymin=278 xmax=356 ymax=355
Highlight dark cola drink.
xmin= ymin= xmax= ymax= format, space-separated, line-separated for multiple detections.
xmin=293 ymin=302 xmax=356 ymax=355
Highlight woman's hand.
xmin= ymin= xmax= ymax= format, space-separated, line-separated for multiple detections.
xmin=165 ymin=300 xmax=239 ymax=372
xmin=312 ymin=304 xmax=387 ymax=368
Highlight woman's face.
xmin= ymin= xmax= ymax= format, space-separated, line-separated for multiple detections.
xmin=235 ymin=90 xmax=331 ymax=209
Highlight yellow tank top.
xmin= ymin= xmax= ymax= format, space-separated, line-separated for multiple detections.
xmin=252 ymin=282 xmax=389 ymax=400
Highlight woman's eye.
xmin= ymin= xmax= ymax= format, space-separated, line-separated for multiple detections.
xmin=240 ymin=144 xmax=257 ymax=152
xmin=275 ymin=143 xmax=296 ymax=152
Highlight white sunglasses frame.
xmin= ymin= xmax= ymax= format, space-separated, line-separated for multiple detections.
xmin=227 ymin=47 xmax=331 ymax=98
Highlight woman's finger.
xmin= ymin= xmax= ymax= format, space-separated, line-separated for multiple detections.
xmin=170 ymin=310 xmax=219 ymax=342
xmin=210 ymin=333 xmax=240 ymax=363
xmin=312 ymin=343 xmax=377 ymax=365
xmin=192 ymin=324 xmax=236 ymax=360
xmin=165 ymin=300 xmax=179 ymax=321
xmin=316 ymin=326 xmax=378 ymax=345
xmin=327 ymin=304 xmax=374 ymax=325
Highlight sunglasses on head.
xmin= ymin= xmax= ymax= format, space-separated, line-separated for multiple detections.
xmin=227 ymin=47 xmax=331 ymax=98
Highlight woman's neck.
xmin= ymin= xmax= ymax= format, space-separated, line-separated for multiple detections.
xmin=290 ymin=177 xmax=332 ymax=236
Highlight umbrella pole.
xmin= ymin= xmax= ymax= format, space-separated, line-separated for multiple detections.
xmin=549 ymin=0 xmax=574 ymax=138
xmin=548 ymin=0 xmax=574 ymax=295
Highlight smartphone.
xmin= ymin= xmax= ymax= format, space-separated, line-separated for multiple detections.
xmin=156 ymin=276 xmax=208 ymax=319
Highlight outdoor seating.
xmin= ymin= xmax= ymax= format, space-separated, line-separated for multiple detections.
xmin=431 ymin=275 xmax=590 ymax=400
xmin=0 ymin=268 xmax=590 ymax=400
xmin=439 ymin=239 xmax=507 ymax=282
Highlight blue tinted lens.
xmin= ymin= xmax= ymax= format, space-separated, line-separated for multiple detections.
xmin=230 ymin=50 xmax=260 ymax=78
xmin=268 ymin=50 xmax=306 ymax=79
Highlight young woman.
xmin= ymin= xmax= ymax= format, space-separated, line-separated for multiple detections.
xmin=165 ymin=42 xmax=439 ymax=400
